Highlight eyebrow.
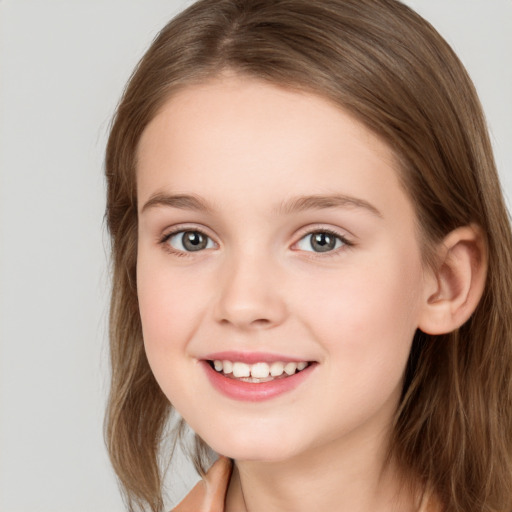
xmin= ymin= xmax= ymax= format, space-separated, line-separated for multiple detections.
xmin=140 ymin=192 xmax=382 ymax=218
xmin=141 ymin=193 xmax=214 ymax=214
xmin=275 ymin=194 xmax=383 ymax=218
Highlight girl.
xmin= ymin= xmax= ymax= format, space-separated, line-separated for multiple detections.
xmin=104 ymin=1 xmax=512 ymax=511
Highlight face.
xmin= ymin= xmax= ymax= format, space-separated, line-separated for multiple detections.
xmin=136 ymin=76 xmax=429 ymax=462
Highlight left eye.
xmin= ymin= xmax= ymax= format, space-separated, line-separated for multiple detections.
xmin=296 ymin=231 xmax=346 ymax=253
xmin=166 ymin=230 xmax=215 ymax=252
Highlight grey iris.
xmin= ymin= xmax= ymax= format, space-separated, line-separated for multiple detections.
xmin=311 ymin=232 xmax=336 ymax=252
xmin=182 ymin=231 xmax=208 ymax=251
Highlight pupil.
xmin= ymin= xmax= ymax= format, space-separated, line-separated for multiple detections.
xmin=311 ymin=232 xmax=335 ymax=252
xmin=183 ymin=231 xmax=207 ymax=251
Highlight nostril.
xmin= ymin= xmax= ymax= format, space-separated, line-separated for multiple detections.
xmin=251 ymin=318 xmax=272 ymax=326
xmin=218 ymin=317 xmax=273 ymax=328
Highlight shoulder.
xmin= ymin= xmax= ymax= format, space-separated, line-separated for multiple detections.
xmin=171 ymin=457 xmax=233 ymax=512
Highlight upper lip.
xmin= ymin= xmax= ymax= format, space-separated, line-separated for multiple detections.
xmin=202 ymin=351 xmax=314 ymax=364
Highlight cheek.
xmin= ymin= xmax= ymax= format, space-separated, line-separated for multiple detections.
xmin=136 ymin=257 xmax=213 ymax=417
xmin=302 ymin=258 xmax=420 ymax=332
xmin=295 ymin=262 xmax=422 ymax=441
xmin=136 ymin=254 xmax=207 ymax=367
xmin=295 ymin=251 xmax=423 ymax=384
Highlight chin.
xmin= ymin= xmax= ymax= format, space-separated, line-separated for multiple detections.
xmin=202 ymin=427 xmax=304 ymax=463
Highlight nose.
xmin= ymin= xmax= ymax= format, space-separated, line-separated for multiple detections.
xmin=213 ymin=251 xmax=288 ymax=330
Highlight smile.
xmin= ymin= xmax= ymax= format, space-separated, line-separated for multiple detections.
xmin=201 ymin=354 xmax=317 ymax=402
xmin=209 ymin=360 xmax=309 ymax=382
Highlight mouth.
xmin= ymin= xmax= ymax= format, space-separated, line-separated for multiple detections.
xmin=207 ymin=359 xmax=311 ymax=383
xmin=201 ymin=355 xmax=317 ymax=401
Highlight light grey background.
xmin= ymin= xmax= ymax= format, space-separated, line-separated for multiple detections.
xmin=0 ymin=1 xmax=510 ymax=511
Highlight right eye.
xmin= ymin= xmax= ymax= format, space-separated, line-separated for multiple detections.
xmin=295 ymin=230 xmax=346 ymax=253
xmin=164 ymin=230 xmax=215 ymax=253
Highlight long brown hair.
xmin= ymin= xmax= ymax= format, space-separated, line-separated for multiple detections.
xmin=104 ymin=1 xmax=512 ymax=510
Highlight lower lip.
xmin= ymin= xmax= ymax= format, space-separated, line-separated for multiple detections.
xmin=201 ymin=361 xmax=316 ymax=402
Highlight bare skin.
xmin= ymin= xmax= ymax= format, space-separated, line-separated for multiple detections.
xmin=138 ymin=75 xmax=485 ymax=512
xmin=225 ymin=436 xmax=419 ymax=512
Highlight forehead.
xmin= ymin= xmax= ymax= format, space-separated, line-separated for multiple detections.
xmin=136 ymin=76 xmax=409 ymax=221
xmin=138 ymin=76 xmax=395 ymax=165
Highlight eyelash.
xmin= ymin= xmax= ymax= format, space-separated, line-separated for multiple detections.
xmin=294 ymin=228 xmax=353 ymax=258
xmin=159 ymin=226 xmax=353 ymax=257
xmin=159 ymin=227 xmax=214 ymax=258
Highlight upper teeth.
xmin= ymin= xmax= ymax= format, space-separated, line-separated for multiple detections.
xmin=213 ymin=360 xmax=308 ymax=378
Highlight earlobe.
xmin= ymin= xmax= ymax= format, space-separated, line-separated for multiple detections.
xmin=418 ymin=224 xmax=487 ymax=335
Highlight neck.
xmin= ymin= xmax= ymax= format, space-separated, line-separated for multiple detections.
xmin=225 ymin=426 xmax=420 ymax=512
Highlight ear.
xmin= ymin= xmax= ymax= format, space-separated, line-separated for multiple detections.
xmin=418 ymin=224 xmax=487 ymax=335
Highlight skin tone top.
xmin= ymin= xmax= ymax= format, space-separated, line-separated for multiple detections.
xmin=136 ymin=75 xmax=483 ymax=512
